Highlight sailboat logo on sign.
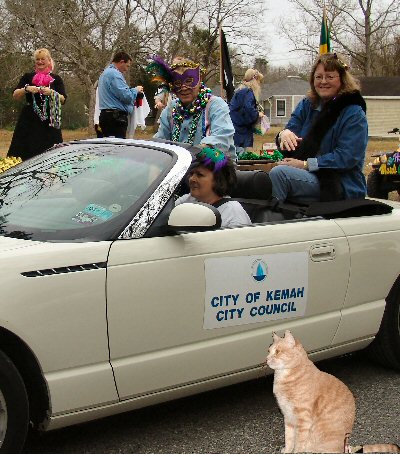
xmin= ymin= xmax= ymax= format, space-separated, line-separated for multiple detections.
xmin=251 ymin=259 xmax=268 ymax=282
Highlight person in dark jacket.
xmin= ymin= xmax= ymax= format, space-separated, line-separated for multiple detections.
xmin=229 ymin=68 xmax=265 ymax=155
xmin=7 ymin=48 xmax=67 ymax=160
xmin=270 ymin=52 xmax=368 ymax=203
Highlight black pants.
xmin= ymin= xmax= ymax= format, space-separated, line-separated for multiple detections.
xmin=99 ymin=110 xmax=128 ymax=139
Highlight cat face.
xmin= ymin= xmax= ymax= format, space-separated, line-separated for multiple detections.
xmin=266 ymin=342 xmax=286 ymax=370
xmin=266 ymin=330 xmax=304 ymax=370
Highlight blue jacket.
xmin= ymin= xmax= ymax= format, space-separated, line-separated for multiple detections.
xmin=286 ymin=97 xmax=368 ymax=199
xmin=155 ymin=96 xmax=237 ymax=160
xmin=98 ymin=64 xmax=138 ymax=114
xmin=229 ymin=88 xmax=259 ymax=148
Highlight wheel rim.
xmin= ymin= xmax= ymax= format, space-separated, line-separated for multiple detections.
xmin=0 ymin=388 xmax=8 ymax=447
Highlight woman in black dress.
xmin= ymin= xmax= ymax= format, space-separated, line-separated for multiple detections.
xmin=7 ymin=48 xmax=67 ymax=160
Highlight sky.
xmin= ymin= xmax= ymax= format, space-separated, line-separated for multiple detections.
xmin=264 ymin=0 xmax=301 ymax=67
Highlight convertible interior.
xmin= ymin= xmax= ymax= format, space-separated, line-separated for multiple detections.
xmin=231 ymin=170 xmax=393 ymax=223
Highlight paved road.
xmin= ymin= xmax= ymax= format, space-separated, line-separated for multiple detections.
xmin=22 ymin=352 xmax=399 ymax=454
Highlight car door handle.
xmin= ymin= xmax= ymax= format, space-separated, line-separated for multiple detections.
xmin=310 ymin=244 xmax=335 ymax=261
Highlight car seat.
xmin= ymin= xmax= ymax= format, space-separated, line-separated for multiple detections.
xmin=71 ymin=177 xmax=117 ymax=209
xmin=231 ymin=170 xmax=284 ymax=223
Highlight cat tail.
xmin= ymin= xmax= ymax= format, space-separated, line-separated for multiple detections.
xmin=347 ymin=443 xmax=400 ymax=453
xmin=361 ymin=444 xmax=400 ymax=453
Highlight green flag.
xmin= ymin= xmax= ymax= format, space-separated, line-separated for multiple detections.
xmin=319 ymin=8 xmax=331 ymax=54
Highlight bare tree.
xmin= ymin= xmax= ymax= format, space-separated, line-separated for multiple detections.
xmin=137 ymin=0 xmax=266 ymax=82
xmin=2 ymin=0 xmax=142 ymax=129
xmin=1 ymin=0 xmax=267 ymax=128
xmin=277 ymin=0 xmax=400 ymax=76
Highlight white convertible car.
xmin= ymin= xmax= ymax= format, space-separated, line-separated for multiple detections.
xmin=0 ymin=139 xmax=399 ymax=453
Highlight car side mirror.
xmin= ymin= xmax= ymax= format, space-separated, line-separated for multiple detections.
xmin=168 ymin=202 xmax=222 ymax=232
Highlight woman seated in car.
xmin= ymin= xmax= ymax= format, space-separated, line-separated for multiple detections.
xmin=270 ymin=52 xmax=368 ymax=203
xmin=175 ymin=147 xmax=252 ymax=228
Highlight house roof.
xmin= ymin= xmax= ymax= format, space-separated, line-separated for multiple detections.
xmin=359 ymin=77 xmax=400 ymax=96
xmin=212 ymin=76 xmax=400 ymax=101
xmin=210 ymin=76 xmax=309 ymax=101
xmin=261 ymin=76 xmax=309 ymax=99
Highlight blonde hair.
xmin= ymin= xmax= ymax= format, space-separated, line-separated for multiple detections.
xmin=33 ymin=48 xmax=52 ymax=61
xmin=238 ymin=68 xmax=264 ymax=101
xmin=308 ymin=52 xmax=360 ymax=106
xmin=33 ymin=48 xmax=54 ymax=71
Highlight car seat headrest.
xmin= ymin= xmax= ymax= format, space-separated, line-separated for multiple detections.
xmin=71 ymin=177 xmax=116 ymax=204
xmin=231 ymin=170 xmax=272 ymax=200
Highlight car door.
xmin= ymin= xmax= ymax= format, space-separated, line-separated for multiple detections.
xmin=332 ymin=211 xmax=400 ymax=345
xmin=107 ymin=217 xmax=349 ymax=400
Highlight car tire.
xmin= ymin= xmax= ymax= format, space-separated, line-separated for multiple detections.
xmin=366 ymin=284 xmax=400 ymax=371
xmin=367 ymin=170 xmax=388 ymax=199
xmin=0 ymin=350 xmax=29 ymax=454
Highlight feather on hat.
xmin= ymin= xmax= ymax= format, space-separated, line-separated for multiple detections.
xmin=146 ymin=55 xmax=174 ymax=87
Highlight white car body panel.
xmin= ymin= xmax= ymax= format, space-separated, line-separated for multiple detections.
xmin=333 ymin=300 xmax=386 ymax=344
xmin=335 ymin=211 xmax=400 ymax=308
xmin=0 ymin=239 xmax=118 ymax=414
xmin=107 ymin=219 xmax=350 ymax=399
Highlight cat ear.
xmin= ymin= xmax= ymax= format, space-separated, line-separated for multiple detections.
xmin=284 ymin=330 xmax=296 ymax=347
xmin=272 ymin=332 xmax=280 ymax=342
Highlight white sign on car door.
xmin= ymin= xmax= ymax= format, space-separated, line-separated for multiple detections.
xmin=203 ymin=252 xmax=308 ymax=329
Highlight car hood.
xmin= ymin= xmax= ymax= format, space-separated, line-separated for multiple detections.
xmin=0 ymin=235 xmax=41 ymax=253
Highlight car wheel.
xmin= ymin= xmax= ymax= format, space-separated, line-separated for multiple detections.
xmin=367 ymin=170 xmax=389 ymax=199
xmin=366 ymin=284 xmax=400 ymax=371
xmin=0 ymin=350 xmax=29 ymax=454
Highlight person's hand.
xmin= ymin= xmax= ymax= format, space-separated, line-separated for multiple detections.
xmin=39 ymin=86 xmax=52 ymax=96
xmin=136 ymin=85 xmax=144 ymax=93
xmin=25 ymin=85 xmax=41 ymax=94
xmin=155 ymin=100 xmax=164 ymax=109
xmin=277 ymin=158 xmax=305 ymax=169
xmin=279 ymin=128 xmax=302 ymax=151
xmin=259 ymin=111 xmax=265 ymax=118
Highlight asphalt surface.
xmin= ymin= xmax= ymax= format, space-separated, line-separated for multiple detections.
xmin=22 ymin=352 xmax=399 ymax=454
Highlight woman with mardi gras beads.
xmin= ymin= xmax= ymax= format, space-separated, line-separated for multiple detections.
xmin=175 ymin=147 xmax=251 ymax=228
xmin=8 ymin=48 xmax=67 ymax=161
xmin=147 ymin=56 xmax=237 ymax=160
xmin=270 ymin=52 xmax=367 ymax=203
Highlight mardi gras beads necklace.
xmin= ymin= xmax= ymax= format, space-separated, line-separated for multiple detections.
xmin=171 ymin=84 xmax=212 ymax=144
xmin=32 ymin=88 xmax=62 ymax=128
xmin=49 ymin=90 xmax=62 ymax=129
xmin=32 ymin=91 xmax=48 ymax=122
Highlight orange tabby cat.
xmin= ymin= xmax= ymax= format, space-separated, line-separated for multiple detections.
xmin=266 ymin=330 xmax=356 ymax=453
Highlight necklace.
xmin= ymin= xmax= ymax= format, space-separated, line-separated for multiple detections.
xmin=49 ymin=90 xmax=62 ymax=129
xmin=171 ymin=84 xmax=212 ymax=144
xmin=32 ymin=92 xmax=48 ymax=122
xmin=31 ymin=87 xmax=62 ymax=128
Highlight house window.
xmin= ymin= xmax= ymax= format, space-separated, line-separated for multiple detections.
xmin=276 ymin=99 xmax=286 ymax=117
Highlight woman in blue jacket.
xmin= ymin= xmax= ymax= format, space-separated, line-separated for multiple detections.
xmin=229 ymin=69 xmax=264 ymax=154
xmin=270 ymin=53 xmax=368 ymax=203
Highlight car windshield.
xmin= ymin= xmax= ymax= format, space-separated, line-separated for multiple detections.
xmin=0 ymin=142 xmax=174 ymax=241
